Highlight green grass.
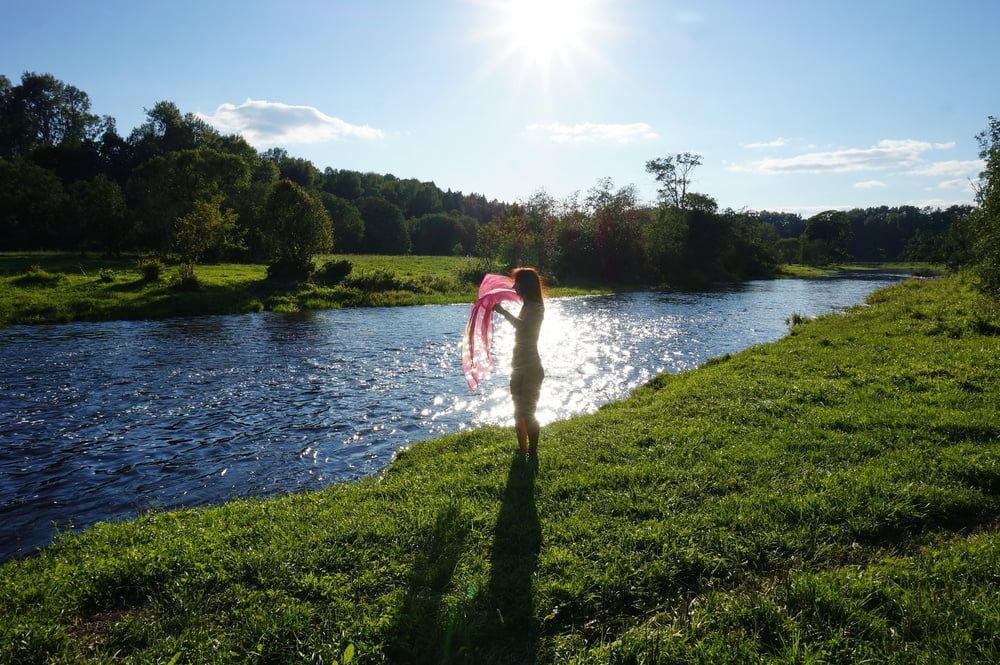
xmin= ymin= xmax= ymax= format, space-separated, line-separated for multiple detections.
xmin=0 ymin=253 xmax=603 ymax=327
xmin=778 ymin=262 xmax=947 ymax=278
xmin=1 ymin=275 xmax=998 ymax=663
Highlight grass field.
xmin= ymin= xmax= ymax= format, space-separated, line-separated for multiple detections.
xmin=778 ymin=262 xmax=946 ymax=278
xmin=1 ymin=275 xmax=997 ymax=663
xmin=0 ymin=253 xmax=601 ymax=327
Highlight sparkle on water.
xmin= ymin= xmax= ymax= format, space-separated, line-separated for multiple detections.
xmin=0 ymin=273 xmax=906 ymax=559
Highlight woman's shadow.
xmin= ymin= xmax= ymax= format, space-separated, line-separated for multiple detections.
xmin=482 ymin=454 xmax=541 ymax=663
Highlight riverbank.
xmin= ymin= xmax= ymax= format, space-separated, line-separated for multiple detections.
xmin=1 ymin=275 xmax=997 ymax=662
xmin=0 ymin=253 xmax=944 ymax=327
xmin=0 ymin=253 xmax=604 ymax=327
xmin=778 ymin=261 xmax=947 ymax=278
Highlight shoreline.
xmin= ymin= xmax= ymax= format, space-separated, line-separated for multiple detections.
xmin=0 ymin=252 xmax=943 ymax=328
xmin=2 ymin=274 xmax=997 ymax=661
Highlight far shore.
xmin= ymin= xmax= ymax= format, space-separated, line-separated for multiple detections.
xmin=0 ymin=252 xmax=943 ymax=328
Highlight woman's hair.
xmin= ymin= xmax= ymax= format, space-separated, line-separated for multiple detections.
xmin=512 ymin=267 xmax=543 ymax=303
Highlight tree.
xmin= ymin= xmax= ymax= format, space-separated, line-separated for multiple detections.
xmin=645 ymin=152 xmax=703 ymax=209
xmin=174 ymin=198 xmax=240 ymax=278
xmin=71 ymin=174 xmax=127 ymax=254
xmin=320 ymin=193 xmax=365 ymax=253
xmin=802 ymin=210 xmax=852 ymax=264
xmin=262 ymin=179 xmax=332 ymax=278
xmin=0 ymin=158 xmax=68 ymax=249
xmin=359 ymin=196 xmax=409 ymax=254
xmin=0 ymin=72 xmax=100 ymax=159
xmin=968 ymin=116 xmax=1000 ymax=294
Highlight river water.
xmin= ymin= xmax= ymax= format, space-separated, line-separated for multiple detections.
xmin=0 ymin=273 xmax=906 ymax=559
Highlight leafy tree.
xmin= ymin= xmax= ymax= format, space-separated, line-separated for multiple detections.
xmin=320 ymin=193 xmax=365 ymax=253
xmin=174 ymin=198 xmax=240 ymax=274
xmin=409 ymin=211 xmax=476 ymax=255
xmin=359 ymin=196 xmax=409 ymax=254
xmin=70 ymin=174 xmax=127 ymax=254
xmin=262 ymin=179 xmax=332 ymax=278
xmin=323 ymin=168 xmax=363 ymax=200
xmin=263 ymin=148 xmax=321 ymax=190
xmin=0 ymin=158 xmax=68 ymax=249
xmin=968 ymin=116 xmax=1000 ymax=294
xmin=645 ymin=152 xmax=703 ymax=209
xmin=0 ymin=72 xmax=99 ymax=159
xmin=802 ymin=210 xmax=852 ymax=263
xmin=127 ymin=147 xmax=251 ymax=251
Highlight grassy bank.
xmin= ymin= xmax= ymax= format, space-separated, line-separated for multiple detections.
xmin=0 ymin=253 xmax=602 ymax=327
xmin=2 ymin=275 xmax=998 ymax=663
xmin=779 ymin=261 xmax=946 ymax=278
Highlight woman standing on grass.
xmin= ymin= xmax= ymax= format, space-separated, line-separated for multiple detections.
xmin=493 ymin=268 xmax=545 ymax=456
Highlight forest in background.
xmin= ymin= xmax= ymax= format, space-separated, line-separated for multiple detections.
xmin=0 ymin=72 xmax=994 ymax=288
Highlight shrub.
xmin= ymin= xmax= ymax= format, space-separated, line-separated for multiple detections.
xmin=13 ymin=264 xmax=63 ymax=286
xmin=314 ymin=259 xmax=353 ymax=286
xmin=172 ymin=263 xmax=201 ymax=291
xmin=137 ymin=257 xmax=165 ymax=282
xmin=266 ymin=258 xmax=314 ymax=282
xmin=455 ymin=257 xmax=510 ymax=284
xmin=98 ymin=268 xmax=115 ymax=283
xmin=786 ymin=312 xmax=807 ymax=326
xmin=343 ymin=269 xmax=404 ymax=291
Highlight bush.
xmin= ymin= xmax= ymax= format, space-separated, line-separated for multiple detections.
xmin=173 ymin=263 xmax=201 ymax=291
xmin=13 ymin=264 xmax=63 ymax=286
xmin=455 ymin=257 xmax=510 ymax=284
xmin=314 ymin=259 xmax=353 ymax=286
xmin=137 ymin=257 xmax=165 ymax=282
xmin=266 ymin=258 xmax=314 ymax=282
xmin=98 ymin=268 xmax=115 ymax=283
xmin=343 ymin=269 xmax=405 ymax=291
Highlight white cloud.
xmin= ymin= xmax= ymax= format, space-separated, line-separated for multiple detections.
xmin=907 ymin=197 xmax=976 ymax=209
xmin=728 ymin=139 xmax=955 ymax=174
xmin=937 ymin=178 xmax=974 ymax=192
xmin=196 ymin=98 xmax=383 ymax=146
xmin=854 ymin=179 xmax=888 ymax=189
xmin=527 ymin=122 xmax=658 ymax=144
xmin=743 ymin=137 xmax=789 ymax=149
xmin=907 ymin=159 xmax=985 ymax=177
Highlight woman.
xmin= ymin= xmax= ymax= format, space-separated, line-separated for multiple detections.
xmin=493 ymin=268 xmax=545 ymax=456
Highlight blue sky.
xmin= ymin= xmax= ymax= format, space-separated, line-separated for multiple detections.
xmin=3 ymin=0 xmax=997 ymax=214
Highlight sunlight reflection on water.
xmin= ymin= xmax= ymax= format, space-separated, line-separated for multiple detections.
xmin=0 ymin=273 xmax=905 ymax=558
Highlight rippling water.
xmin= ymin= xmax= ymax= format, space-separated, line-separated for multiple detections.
xmin=0 ymin=273 xmax=905 ymax=559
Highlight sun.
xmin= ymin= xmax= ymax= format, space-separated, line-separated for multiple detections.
xmin=476 ymin=0 xmax=607 ymax=83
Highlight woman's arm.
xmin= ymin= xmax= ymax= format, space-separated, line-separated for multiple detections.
xmin=493 ymin=304 xmax=523 ymax=329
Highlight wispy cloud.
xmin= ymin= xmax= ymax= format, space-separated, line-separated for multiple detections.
xmin=196 ymin=98 xmax=383 ymax=146
xmin=854 ymin=179 xmax=888 ymax=189
xmin=907 ymin=197 xmax=976 ymax=209
xmin=936 ymin=178 xmax=974 ymax=191
xmin=728 ymin=139 xmax=955 ymax=174
xmin=527 ymin=122 xmax=658 ymax=144
xmin=743 ymin=137 xmax=790 ymax=149
xmin=907 ymin=159 xmax=985 ymax=177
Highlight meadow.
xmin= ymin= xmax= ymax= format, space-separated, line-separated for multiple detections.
xmin=1 ymin=274 xmax=997 ymax=663
xmin=0 ymin=253 xmax=602 ymax=327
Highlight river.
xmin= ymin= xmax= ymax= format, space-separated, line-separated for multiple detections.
xmin=0 ymin=272 xmax=907 ymax=559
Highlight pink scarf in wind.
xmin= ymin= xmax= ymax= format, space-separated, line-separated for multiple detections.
xmin=462 ymin=274 xmax=522 ymax=391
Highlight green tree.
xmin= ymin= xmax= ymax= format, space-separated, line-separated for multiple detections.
xmin=802 ymin=210 xmax=852 ymax=264
xmin=359 ymin=196 xmax=409 ymax=254
xmin=0 ymin=158 xmax=68 ymax=249
xmin=645 ymin=152 xmax=703 ymax=209
xmin=70 ymin=174 xmax=127 ymax=255
xmin=0 ymin=72 xmax=100 ymax=159
xmin=262 ymin=179 xmax=332 ymax=278
xmin=320 ymin=193 xmax=365 ymax=253
xmin=174 ymin=198 xmax=240 ymax=278
xmin=969 ymin=116 xmax=1000 ymax=294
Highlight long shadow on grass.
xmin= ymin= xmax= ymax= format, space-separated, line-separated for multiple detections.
xmin=479 ymin=454 xmax=542 ymax=663
xmin=388 ymin=501 xmax=471 ymax=663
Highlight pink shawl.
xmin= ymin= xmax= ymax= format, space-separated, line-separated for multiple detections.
xmin=462 ymin=274 xmax=522 ymax=391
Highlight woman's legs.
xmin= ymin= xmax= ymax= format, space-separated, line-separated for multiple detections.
xmin=516 ymin=417 xmax=529 ymax=454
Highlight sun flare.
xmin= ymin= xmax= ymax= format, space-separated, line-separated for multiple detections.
xmin=477 ymin=0 xmax=606 ymax=83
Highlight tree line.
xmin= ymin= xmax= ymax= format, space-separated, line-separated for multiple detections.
xmin=1 ymin=72 xmax=995 ymax=290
